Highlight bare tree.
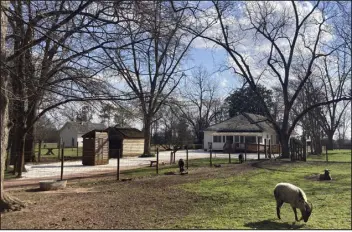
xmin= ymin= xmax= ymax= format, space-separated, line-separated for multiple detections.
xmin=337 ymin=109 xmax=351 ymax=147
xmin=1 ymin=0 xmax=25 ymax=212
xmin=315 ymin=52 xmax=351 ymax=150
xmin=188 ymin=1 xmax=352 ymax=157
xmin=99 ymin=1 xmax=209 ymax=155
xmin=177 ymin=66 xmax=221 ymax=144
xmin=0 ymin=0 xmax=135 ymax=210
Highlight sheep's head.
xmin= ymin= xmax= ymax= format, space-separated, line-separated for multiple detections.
xmin=302 ymin=201 xmax=313 ymax=222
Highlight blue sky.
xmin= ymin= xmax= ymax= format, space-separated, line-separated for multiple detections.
xmin=185 ymin=47 xmax=242 ymax=98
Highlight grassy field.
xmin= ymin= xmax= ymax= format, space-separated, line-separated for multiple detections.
xmin=34 ymin=145 xmax=83 ymax=160
xmin=2 ymin=150 xmax=350 ymax=229
xmin=175 ymin=162 xmax=351 ymax=229
xmin=307 ymin=149 xmax=351 ymax=162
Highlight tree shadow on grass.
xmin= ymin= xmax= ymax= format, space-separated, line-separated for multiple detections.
xmin=244 ymin=219 xmax=305 ymax=230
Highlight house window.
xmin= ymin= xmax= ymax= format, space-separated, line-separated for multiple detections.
xmin=226 ymin=136 xmax=233 ymax=143
xmin=240 ymin=136 xmax=244 ymax=143
xmin=258 ymin=136 xmax=262 ymax=144
xmin=223 ymin=136 xmax=226 ymax=143
xmin=234 ymin=136 xmax=239 ymax=143
xmin=213 ymin=136 xmax=221 ymax=143
xmin=246 ymin=136 xmax=256 ymax=144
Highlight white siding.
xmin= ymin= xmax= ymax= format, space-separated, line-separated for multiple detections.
xmin=204 ymin=131 xmax=277 ymax=151
xmin=59 ymin=123 xmax=78 ymax=148
xmin=203 ymin=131 xmax=213 ymax=151
xmin=123 ymin=139 xmax=144 ymax=156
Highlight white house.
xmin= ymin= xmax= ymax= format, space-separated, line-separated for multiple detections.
xmin=59 ymin=121 xmax=106 ymax=147
xmin=203 ymin=112 xmax=278 ymax=151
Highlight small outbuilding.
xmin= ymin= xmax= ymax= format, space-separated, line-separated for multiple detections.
xmin=82 ymin=130 xmax=109 ymax=165
xmin=106 ymin=127 xmax=144 ymax=158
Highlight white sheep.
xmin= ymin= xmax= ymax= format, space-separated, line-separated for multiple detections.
xmin=274 ymin=183 xmax=313 ymax=222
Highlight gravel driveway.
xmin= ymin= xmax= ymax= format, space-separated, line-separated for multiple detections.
xmin=9 ymin=150 xmax=268 ymax=180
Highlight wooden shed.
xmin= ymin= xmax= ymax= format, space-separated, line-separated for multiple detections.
xmin=82 ymin=130 xmax=109 ymax=165
xmin=106 ymin=127 xmax=144 ymax=158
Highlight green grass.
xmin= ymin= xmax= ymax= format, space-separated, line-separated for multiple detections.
xmin=34 ymin=147 xmax=83 ymax=160
xmin=307 ymin=149 xmax=351 ymax=162
xmin=171 ymin=160 xmax=351 ymax=229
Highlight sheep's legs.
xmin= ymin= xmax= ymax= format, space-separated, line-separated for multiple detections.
xmin=276 ymin=201 xmax=284 ymax=219
xmin=292 ymin=207 xmax=299 ymax=221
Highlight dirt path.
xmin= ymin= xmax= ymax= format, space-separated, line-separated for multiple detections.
xmin=1 ymin=162 xmax=256 ymax=229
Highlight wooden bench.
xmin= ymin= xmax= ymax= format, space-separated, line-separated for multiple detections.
xmin=150 ymin=161 xmax=157 ymax=167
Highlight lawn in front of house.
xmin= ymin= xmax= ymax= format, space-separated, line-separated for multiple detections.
xmin=174 ymin=160 xmax=351 ymax=229
xmin=307 ymin=149 xmax=351 ymax=162
xmin=2 ymin=155 xmax=350 ymax=229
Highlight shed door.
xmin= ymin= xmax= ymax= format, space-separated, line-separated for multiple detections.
xmin=98 ymin=138 xmax=104 ymax=161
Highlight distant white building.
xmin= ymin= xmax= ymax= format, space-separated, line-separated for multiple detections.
xmin=59 ymin=122 xmax=106 ymax=147
xmin=203 ymin=113 xmax=278 ymax=151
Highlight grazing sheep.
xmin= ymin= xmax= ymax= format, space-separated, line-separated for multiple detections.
xmin=274 ymin=183 xmax=313 ymax=222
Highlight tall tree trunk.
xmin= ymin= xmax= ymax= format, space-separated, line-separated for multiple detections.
xmin=0 ymin=0 xmax=24 ymax=212
xmin=16 ymin=131 xmax=26 ymax=178
xmin=143 ymin=116 xmax=152 ymax=155
xmin=280 ymin=133 xmax=290 ymax=158
xmin=24 ymin=101 xmax=37 ymax=162
xmin=326 ymin=130 xmax=334 ymax=150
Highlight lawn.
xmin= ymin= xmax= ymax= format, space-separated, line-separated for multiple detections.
xmin=307 ymin=149 xmax=351 ymax=162
xmin=34 ymin=146 xmax=83 ymax=161
xmin=174 ymin=160 xmax=351 ymax=229
xmin=1 ymin=150 xmax=350 ymax=229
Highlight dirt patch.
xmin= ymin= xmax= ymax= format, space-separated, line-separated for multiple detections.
xmin=1 ymin=162 xmax=256 ymax=229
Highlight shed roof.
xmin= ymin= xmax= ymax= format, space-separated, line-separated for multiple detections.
xmin=204 ymin=112 xmax=276 ymax=134
xmin=82 ymin=129 xmax=108 ymax=138
xmin=107 ymin=127 xmax=144 ymax=139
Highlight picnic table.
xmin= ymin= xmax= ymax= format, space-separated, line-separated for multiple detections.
xmin=44 ymin=148 xmax=55 ymax=156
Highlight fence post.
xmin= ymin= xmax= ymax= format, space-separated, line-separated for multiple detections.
xmin=60 ymin=143 xmax=64 ymax=181
xmin=38 ymin=140 xmax=42 ymax=163
xmin=303 ymin=140 xmax=307 ymax=161
xmin=186 ymin=145 xmax=189 ymax=170
xmin=244 ymin=141 xmax=247 ymax=162
xmin=264 ymin=139 xmax=267 ymax=159
xmin=268 ymin=140 xmax=271 ymax=159
xmin=156 ymin=147 xmax=159 ymax=175
xmin=117 ymin=149 xmax=120 ymax=180
xmin=228 ymin=150 xmax=231 ymax=164
xmin=257 ymin=142 xmax=260 ymax=160
xmin=210 ymin=148 xmax=212 ymax=167
xmin=77 ymin=141 xmax=79 ymax=156
xmin=58 ymin=139 xmax=61 ymax=159
xmin=170 ymin=151 xmax=173 ymax=165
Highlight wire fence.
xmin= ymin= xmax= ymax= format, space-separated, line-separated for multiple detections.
xmin=4 ymin=142 xmax=350 ymax=187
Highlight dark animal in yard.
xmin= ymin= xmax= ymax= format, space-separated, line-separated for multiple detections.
xmin=319 ymin=169 xmax=332 ymax=180
xmin=178 ymin=159 xmax=185 ymax=173
xmin=239 ymin=154 xmax=244 ymax=163
xmin=274 ymin=183 xmax=313 ymax=223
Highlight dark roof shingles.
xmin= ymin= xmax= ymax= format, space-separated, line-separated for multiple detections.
xmin=204 ymin=113 xmax=276 ymax=133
